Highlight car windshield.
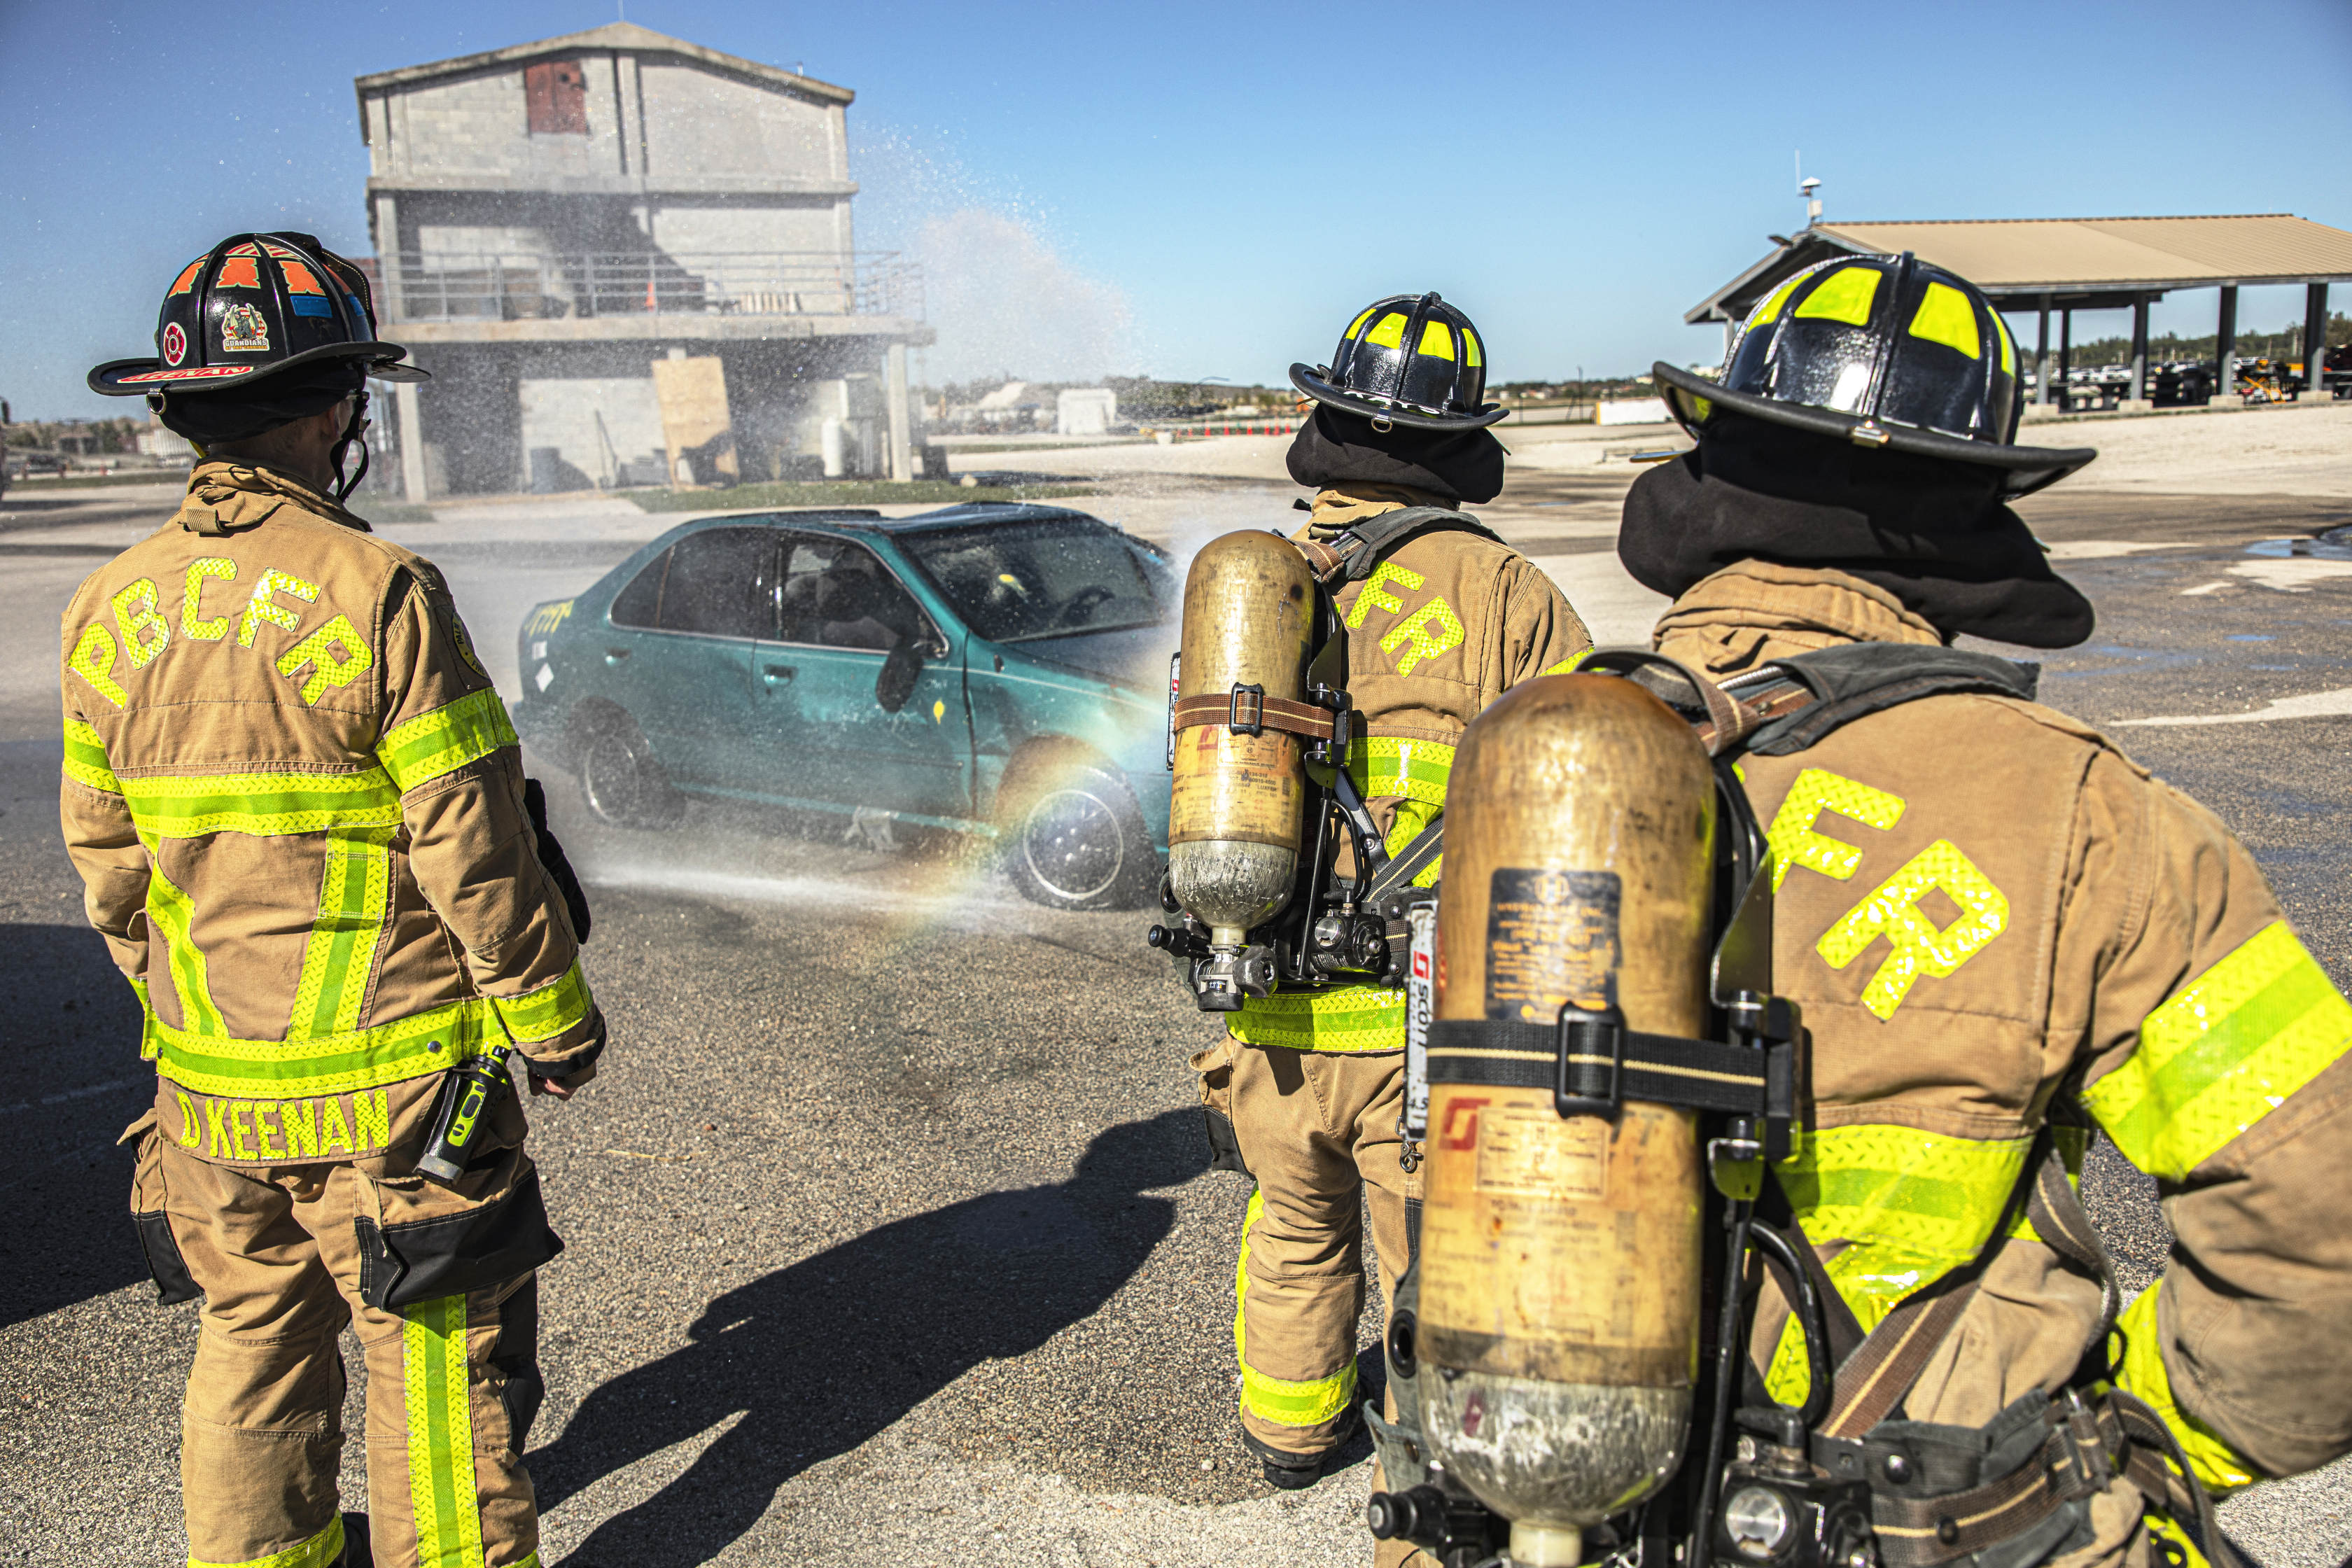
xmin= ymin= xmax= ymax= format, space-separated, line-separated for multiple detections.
xmin=897 ymin=517 xmax=1175 ymax=643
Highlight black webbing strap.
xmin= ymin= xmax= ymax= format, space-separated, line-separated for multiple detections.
xmin=1364 ymin=818 xmax=1443 ymax=908
xmin=1305 ymin=506 xmax=1505 ymax=584
xmin=1425 ymin=1012 xmax=1770 ymax=1116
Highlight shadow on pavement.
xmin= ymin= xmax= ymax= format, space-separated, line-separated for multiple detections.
xmin=531 ymin=1108 xmax=1204 ymax=1564
xmin=0 ymin=923 xmax=154 ymax=1326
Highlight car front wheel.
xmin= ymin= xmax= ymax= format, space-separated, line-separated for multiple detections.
xmin=1000 ymin=761 xmax=1152 ymax=911
xmin=576 ymin=713 xmax=682 ymax=830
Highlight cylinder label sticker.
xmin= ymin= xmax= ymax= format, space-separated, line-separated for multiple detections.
xmin=1485 ymin=868 xmax=1621 ymax=1021
xmin=1474 ymin=1098 xmax=1608 ymax=1199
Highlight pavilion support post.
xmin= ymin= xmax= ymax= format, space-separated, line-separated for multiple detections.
xmin=2129 ymin=295 xmax=2150 ymax=406
xmin=2303 ymin=283 xmax=2330 ymax=400
xmin=2216 ymin=286 xmax=2238 ymax=405
xmin=2034 ymin=294 xmax=2052 ymax=405
xmin=2059 ymin=309 xmax=2072 ymax=412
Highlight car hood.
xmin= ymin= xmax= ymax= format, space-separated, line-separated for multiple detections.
xmin=1005 ymin=622 xmax=1177 ymax=692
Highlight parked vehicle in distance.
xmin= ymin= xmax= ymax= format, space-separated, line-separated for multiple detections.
xmin=512 ymin=503 xmax=1178 ymax=909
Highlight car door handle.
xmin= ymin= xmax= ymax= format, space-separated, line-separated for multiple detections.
xmin=763 ymin=663 xmax=797 ymax=682
xmin=604 ymin=647 xmax=631 ymax=664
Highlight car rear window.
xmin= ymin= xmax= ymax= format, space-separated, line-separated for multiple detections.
xmin=899 ymin=517 xmax=1174 ymax=643
xmin=609 ymin=528 xmax=779 ymax=638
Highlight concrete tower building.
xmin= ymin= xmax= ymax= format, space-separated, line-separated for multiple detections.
xmin=356 ymin=22 xmax=929 ymax=498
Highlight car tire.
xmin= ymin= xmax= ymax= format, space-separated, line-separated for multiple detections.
xmin=998 ymin=759 xmax=1153 ymax=911
xmin=575 ymin=712 xmax=682 ymax=830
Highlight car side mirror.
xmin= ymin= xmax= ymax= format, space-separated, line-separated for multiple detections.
xmin=876 ymin=641 xmax=923 ymax=713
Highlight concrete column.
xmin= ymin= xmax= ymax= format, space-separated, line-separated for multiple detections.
xmin=2303 ymin=282 xmax=2330 ymax=398
xmin=374 ymin=193 xmax=403 ymax=321
xmin=2129 ymin=295 xmax=2150 ymax=405
xmin=2216 ymin=285 xmax=2238 ymax=402
xmin=2059 ymin=309 xmax=2072 ymax=411
xmin=395 ymin=381 xmax=429 ymax=503
xmin=886 ymin=342 xmax=912 ymax=482
xmin=2034 ymin=294 xmax=2052 ymax=405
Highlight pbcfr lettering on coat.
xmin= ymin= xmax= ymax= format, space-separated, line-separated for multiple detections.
xmin=172 ymin=1086 xmax=395 ymax=1161
xmin=1345 ymin=558 xmax=1466 ymax=676
xmin=68 ymin=564 xmax=370 ymax=709
xmin=1766 ymin=765 xmax=2009 ymax=1018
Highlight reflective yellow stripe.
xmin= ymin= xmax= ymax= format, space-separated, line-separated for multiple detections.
xmin=379 ymin=687 xmax=520 ymax=794
xmin=188 ymin=1516 xmax=345 ymax=1568
xmin=288 ymin=826 xmax=397 ymax=1040
xmin=1345 ymin=735 xmax=1452 ymax=809
xmin=1748 ymin=272 xmax=1807 ymax=330
xmin=1765 ymin=1125 xmax=2031 ymax=1406
xmin=2144 ymin=1511 xmax=2212 ymax=1568
xmin=2113 ymin=1286 xmax=2260 ymax=1495
xmin=62 ymin=718 xmax=120 ymax=793
xmin=133 ymin=976 xmax=158 ymax=1062
xmin=1464 ymin=328 xmax=1483 ymax=368
xmin=1417 ymin=319 xmax=1455 ymax=360
xmin=1343 ymin=306 xmax=1378 ymax=341
xmin=1908 ymin=280 xmax=1982 ymax=360
xmin=1538 ymin=648 xmax=1593 ymax=676
xmin=404 ymin=1294 xmax=486 ymax=1568
xmin=1235 ymin=1188 xmax=1357 ymax=1427
xmin=2083 ymin=921 xmax=2352 ymax=1182
xmin=1231 ymin=983 xmax=1406 ymax=1052
xmin=1366 ymin=312 xmax=1409 ymax=350
xmin=146 ymin=860 xmax=225 ymax=1040
xmin=1794 ymin=265 xmax=1883 ymax=327
xmin=154 ymin=995 xmax=495 ymax=1099
xmin=122 ymin=769 xmax=402 ymax=839
xmin=491 ymin=961 xmax=594 ymax=1044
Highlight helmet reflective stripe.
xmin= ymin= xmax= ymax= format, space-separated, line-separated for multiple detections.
xmin=1345 ymin=305 xmax=1379 ymax=340
xmin=1418 ymin=319 xmax=1455 ymax=360
xmin=1365 ymin=312 xmax=1410 ymax=349
xmin=1747 ymin=272 xmax=1807 ymax=330
xmin=1909 ymin=281 xmax=1981 ymax=360
xmin=1793 ymin=265 xmax=1882 ymax=327
xmin=1464 ymin=328 xmax=1482 ymax=368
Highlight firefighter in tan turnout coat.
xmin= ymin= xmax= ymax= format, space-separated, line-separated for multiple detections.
xmin=71 ymin=234 xmax=603 ymax=1568
xmin=1192 ymin=294 xmax=1592 ymax=1500
xmin=1625 ymin=254 xmax=2352 ymax=1568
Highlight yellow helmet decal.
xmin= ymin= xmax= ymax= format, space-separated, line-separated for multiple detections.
xmin=1464 ymin=328 xmax=1483 ymax=368
xmin=1907 ymin=280 xmax=1982 ymax=361
xmin=1344 ymin=306 xmax=1378 ymax=341
xmin=1794 ymin=266 xmax=1883 ymax=328
xmin=1991 ymin=308 xmax=2016 ymax=376
xmin=1748 ymin=272 xmax=1808 ymax=331
xmin=1365 ymin=312 xmax=1410 ymax=350
xmin=1418 ymin=319 xmax=1456 ymax=360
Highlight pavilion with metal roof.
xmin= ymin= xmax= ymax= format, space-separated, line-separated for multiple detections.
xmin=1688 ymin=214 xmax=2352 ymax=407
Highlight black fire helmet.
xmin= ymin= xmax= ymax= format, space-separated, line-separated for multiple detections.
xmin=1653 ymin=253 xmax=2094 ymax=499
xmin=1289 ymin=292 xmax=1506 ymax=430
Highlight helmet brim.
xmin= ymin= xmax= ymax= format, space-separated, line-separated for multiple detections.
xmin=1651 ymin=361 xmax=2094 ymax=500
xmin=1289 ymin=363 xmax=1508 ymax=430
xmin=89 ymin=341 xmax=430 ymax=397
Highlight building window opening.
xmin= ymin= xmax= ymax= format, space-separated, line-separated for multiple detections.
xmin=526 ymin=60 xmax=588 ymax=135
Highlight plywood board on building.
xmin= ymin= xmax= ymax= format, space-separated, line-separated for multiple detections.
xmin=652 ymin=355 xmax=738 ymax=484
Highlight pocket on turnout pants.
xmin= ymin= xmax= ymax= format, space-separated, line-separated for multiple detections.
xmin=120 ymin=1107 xmax=200 ymax=1306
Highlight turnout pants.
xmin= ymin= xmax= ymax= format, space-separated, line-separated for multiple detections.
xmin=1198 ymin=1037 xmax=1415 ymax=1458
xmin=132 ymin=1124 xmax=545 ymax=1568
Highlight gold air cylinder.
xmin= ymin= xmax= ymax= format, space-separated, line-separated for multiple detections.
xmin=1415 ymin=674 xmax=1713 ymax=1568
xmin=1166 ymin=531 xmax=1315 ymax=945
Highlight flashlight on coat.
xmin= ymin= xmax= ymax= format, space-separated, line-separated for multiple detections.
xmin=415 ymin=1046 xmax=521 ymax=1185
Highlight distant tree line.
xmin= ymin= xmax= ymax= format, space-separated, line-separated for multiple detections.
xmin=2017 ymin=312 xmax=2350 ymax=368
xmin=6 ymin=416 xmax=148 ymax=452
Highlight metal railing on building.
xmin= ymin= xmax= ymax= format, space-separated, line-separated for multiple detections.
xmin=383 ymin=251 xmax=923 ymax=323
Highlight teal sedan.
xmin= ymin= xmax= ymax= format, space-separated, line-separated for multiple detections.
xmin=510 ymin=503 xmax=1177 ymax=908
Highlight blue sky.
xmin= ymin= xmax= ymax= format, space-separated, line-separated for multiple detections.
xmin=4 ymin=0 xmax=2348 ymax=416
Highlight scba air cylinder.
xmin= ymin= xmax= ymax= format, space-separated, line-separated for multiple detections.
xmin=1417 ymin=674 xmax=1713 ymax=1567
xmin=1166 ymin=531 xmax=1315 ymax=998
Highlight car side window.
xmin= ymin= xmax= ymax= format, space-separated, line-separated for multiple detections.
xmin=779 ymin=537 xmax=932 ymax=652
xmin=659 ymin=528 xmax=780 ymax=639
xmin=610 ymin=547 xmax=668 ymax=629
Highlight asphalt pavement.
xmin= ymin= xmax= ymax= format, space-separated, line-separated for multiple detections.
xmin=3 ymin=470 xmax=2349 ymax=1567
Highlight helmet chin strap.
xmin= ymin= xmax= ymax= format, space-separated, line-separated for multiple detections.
xmin=330 ymin=390 xmax=371 ymax=503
